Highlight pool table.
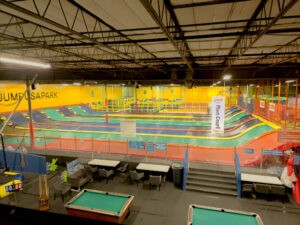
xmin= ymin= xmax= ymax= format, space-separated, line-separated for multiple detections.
xmin=64 ymin=189 xmax=134 ymax=224
xmin=188 ymin=204 xmax=264 ymax=225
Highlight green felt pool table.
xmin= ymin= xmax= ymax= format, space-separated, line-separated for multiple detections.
xmin=188 ymin=204 xmax=264 ymax=225
xmin=65 ymin=189 xmax=134 ymax=224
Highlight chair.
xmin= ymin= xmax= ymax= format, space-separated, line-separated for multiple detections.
xmin=84 ymin=165 xmax=98 ymax=178
xmin=270 ymin=185 xmax=286 ymax=202
xmin=149 ymin=175 xmax=162 ymax=191
xmin=129 ymin=170 xmax=144 ymax=186
xmin=98 ymin=168 xmax=114 ymax=184
xmin=254 ymin=183 xmax=270 ymax=200
xmin=255 ymin=184 xmax=270 ymax=194
xmin=242 ymin=183 xmax=254 ymax=198
xmin=117 ymin=163 xmax=128 ymax=174
xmin=161 ymin=175 xmax=167 ymax=185
xmin=53 ymin=182 xmax=71 ymax=202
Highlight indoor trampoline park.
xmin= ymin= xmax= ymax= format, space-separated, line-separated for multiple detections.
xmin=0 ymin=1 xmax=300 ymax=225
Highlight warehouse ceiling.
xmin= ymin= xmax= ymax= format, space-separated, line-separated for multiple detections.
xmin=0 ymin=0 xmax=299 ymax=85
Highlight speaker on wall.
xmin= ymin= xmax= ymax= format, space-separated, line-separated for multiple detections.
xmin=31 ymin=83 xmax=36 ymax=90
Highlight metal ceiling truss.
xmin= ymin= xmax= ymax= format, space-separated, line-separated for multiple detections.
xmin=2 ymin=26 xmax=299 ymax=48
xmin=0 ymin=11 xmax=117 ymax=67
xmin=251 ymin=37 xmax=300 ymax=76
xmin=223 ymin=0 xmax=298 ymax=72
xmin=254 ymin=37 xmax=300 ymax=65
xmin=89 ymin=27 xmax=300 ymax=45
xmin=47 ymin=51 xmax=298 ymax=66
xmin=67 ymin=0 xmax=167 ymax=73
xmin=173 ymin=0 xmax=250 ymax=9
xmin=0 ymin=0 xmax=166 ymax=73
xmin=140 ymin=0 xmax=195 ymax=74
xmin=0 ymin=14 xmax=150 ymax=80
xmin=0 ymin=0 xmax=299 ymax=82
xmin=107 ymin=15 xmax=300 ymax=37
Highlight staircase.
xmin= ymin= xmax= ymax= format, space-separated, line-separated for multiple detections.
xmin=186 ymin=163 xmax=237 ymax=196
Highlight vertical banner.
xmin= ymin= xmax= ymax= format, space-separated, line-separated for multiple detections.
xmin=269 ymin=102 xmax=275 ymax=112
xmin=120 ymin=120 xmax=136 ymax=137
xmin=211 ymin=96 xmax=225 ymax=134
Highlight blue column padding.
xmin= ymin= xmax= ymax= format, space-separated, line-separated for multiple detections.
xmin=183 ymin=149 xmax=189 ymax=191
xmin=234 ymin=152 xmax=242 ymax=198
xmin=0 ymin=150 xmax=46 ymax=174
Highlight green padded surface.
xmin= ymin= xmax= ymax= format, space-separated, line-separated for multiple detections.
xmin=192 ymin=207 xmax=258 ymax=225
xmin=69 ymin=191 xmax=129 ymax=214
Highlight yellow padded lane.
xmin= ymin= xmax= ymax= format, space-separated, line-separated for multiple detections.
xmin=252 ymin=114 xmax=281 ymax=129
xmin=106 ymin=114 xmax=193 ymax=119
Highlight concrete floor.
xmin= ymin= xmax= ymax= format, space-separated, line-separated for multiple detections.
xmin=1 ymin=170 xmax=300 ymax=225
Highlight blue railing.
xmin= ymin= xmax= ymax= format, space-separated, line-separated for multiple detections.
xmin=0 ymin=150 xmax=46 ymax=174
xmin=183 ymin=149 xmax=189 ymax=191
xmin=234 ymin=151 xmax=242 ymax=197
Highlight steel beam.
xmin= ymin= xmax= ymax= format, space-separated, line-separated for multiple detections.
xmin=253 ymin=37 xmax=300 ymax=65
xmin=0 ymin=0 xmax=166 ymax=73
xmin=140 ymin=0 xmax=194 ymax=74
xmin=173 ymin=0 xmax=250 ymax=9
xmin=223 ymin=0 xmax=298 ymax=72
xmin=68 ymin=0 xmax=167 ymax=73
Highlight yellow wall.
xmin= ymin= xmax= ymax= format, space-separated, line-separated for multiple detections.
xmin=185 ymin=87 xmax=222 ymax=102
xmin=136 ymin=87 xmax=153 ymax=100
xmin=90 ymin=85 xmax=105 ymax=103
xmin=184 ymin=86 xmax=239 ymax=105
xmin=0 ymin=83 xmax=240 ymax=113
xmin=0 ymin=84 xmax=101 ymax=113
xmin=164 ymin=86 xmax=183 ymax=99
xmin=136 ymin=86 xmax=184 ymax=100
xmin=106 ymin=86 xmax=122 ymax=99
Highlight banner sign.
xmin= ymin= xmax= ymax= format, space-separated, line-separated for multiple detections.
xmin=0 ymin=91 xmax=58 ymax=103
xmin=67 ymin=159 xmax=78 ymax=173
xmin=211 ymin=96 xmax=225 ymax=134
xmin=244 ymin=148 xmax=254 ymax=154
xmin=262 ymin=150 xmax=283 ymax=156
xmin=146 ymin=142 xmax=155 ymax=152
xmin=156 ymin=143 xmax=167 ymax=151
xmin=259 ymin=100 xmax=265 ymax=108
xmin=129 ymin=141 xmax=145 ymax=149
xmin=269 ymin=102 xmax=275 ymax=112
xmin=120 ymin=120 xmax=136 ymax=137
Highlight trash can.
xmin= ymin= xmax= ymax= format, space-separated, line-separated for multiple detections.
xmin=172 ymin=163 xmax=183 ymax=188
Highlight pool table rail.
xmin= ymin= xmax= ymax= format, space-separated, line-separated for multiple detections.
xmin=188 ymin=204 xmax=264 ymax=225
xmin=64 ymin=189 xmax=134 ymax=224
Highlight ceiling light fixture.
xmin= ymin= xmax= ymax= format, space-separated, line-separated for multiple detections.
xmin=223 ymin=74 xmax=232 ymax=81
xmin=0 ymin=57 xmax=51 ymax=69
xmin=285 ymin=80 xmax=295 ymax=84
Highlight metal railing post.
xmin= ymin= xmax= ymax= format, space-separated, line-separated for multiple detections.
xmin=126 ymin=139 xmax=129 ymax=161
xmin=44 ymin=136 xmax=47 ymax=155
xmin=74 ymin=136 xmax=77 ymax=152
xmin=91 ymin=137 xmax=94 ymax=159
xmin=60 ymin=136 xmax=62 ymax=152
xmin=108 ymin=139 xmax=110 ymax=153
